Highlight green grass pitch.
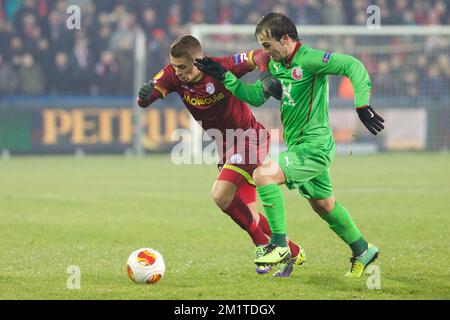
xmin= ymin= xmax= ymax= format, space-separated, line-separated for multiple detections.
xmin=0 ymin=153 xmax=449 ymax=300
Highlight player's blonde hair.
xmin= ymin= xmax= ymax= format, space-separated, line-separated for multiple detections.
xmin=170 ymin=35 xmax=202 ymax=61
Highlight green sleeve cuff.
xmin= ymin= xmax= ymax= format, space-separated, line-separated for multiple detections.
xmin=223 ymin=71 xmax=238 ymax=86
xmin=222 ymin=72 xmax=267 ymax=107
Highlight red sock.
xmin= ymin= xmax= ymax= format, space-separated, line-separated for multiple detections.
xmin=224 ymin=197 xmax=269 ymax=246
xmin=288 ymin=240 xmax=300 ymax=258
xmin=259 ymin=213 xmax=300 ymax=257
xmin=258 ymin=213 xmax=272 ymax=236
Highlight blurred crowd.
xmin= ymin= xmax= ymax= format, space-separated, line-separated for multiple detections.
xmin=0 ymin=0 xmax=449 ymax=97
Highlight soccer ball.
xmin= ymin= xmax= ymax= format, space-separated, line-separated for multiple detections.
xmin=126 ymin=248 xmax=165 ymax=284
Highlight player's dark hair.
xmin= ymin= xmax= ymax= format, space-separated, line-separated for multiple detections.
xmin=170 ymin=35 xmax=202 ymax=60
xmin=255 ymin=12 xmax=299 ymax=42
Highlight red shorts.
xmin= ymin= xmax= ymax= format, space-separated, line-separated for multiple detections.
xmin=217 ymin=167 xmax=256 ymax=204
xmin=218 ymin=128 xmax=270 ymax=180
xmin=216 ymin=130 xmax=270 ymax=204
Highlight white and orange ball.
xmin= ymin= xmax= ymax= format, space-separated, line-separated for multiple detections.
xmin=126 ymin=248 xmax=165 ymax=284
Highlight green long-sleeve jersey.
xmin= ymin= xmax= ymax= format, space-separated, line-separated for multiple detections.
xmin=223 ymin=43 xmax=371 ymax=149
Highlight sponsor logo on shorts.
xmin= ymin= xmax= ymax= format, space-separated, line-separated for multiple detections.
xmin=285 ymin=156 xmax=291 ymax=167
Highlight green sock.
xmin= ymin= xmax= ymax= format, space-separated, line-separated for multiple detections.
xmin=271 ymin=233 xmax=287 ymax=247
xmin=349 ymin=237 xmax=369 ymax=257
xmin=321 ymin=201 xmax=368 ymax=256
xmin=257 ymin=184 xmax=287 ymax=247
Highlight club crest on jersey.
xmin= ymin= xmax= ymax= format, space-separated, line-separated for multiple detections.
xmin=230 ymin=154 xmax=243 ymax=164
xmin=291 ymin=67 xmax=303 ymax=81
xmin=206 ymin=83 xmax=216 ymax=94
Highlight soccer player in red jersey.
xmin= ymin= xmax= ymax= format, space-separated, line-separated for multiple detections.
xmin=137 ymin=35 xmax=305 ymax=277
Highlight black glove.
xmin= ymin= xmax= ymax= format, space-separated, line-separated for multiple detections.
xmin=260 ymin=71 xmax=282 ymax=100
xmin=194 ymin=57 xmax=227 ymax=81
xmin=138 ymin=80 xmax=155 ymax=101
xmin=356 ymin=105 xmax=385 ymax=135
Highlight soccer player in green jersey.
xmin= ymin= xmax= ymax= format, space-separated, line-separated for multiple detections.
xmin=195 ymin=12 xmax=384 ymax=277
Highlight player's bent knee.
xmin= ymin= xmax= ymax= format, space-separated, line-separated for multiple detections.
xmin=211 ymin=189 xmax=235 ymax=211
xmin=310 ymin=198 xmax=335 ymax=215
xmin=253 ymin=161 xmax=284 ymax=187
xmin=252 ymin=168 xmax=264 ymax=187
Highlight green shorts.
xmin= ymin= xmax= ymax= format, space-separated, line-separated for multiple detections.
xmin=275 ymin=140 xmax=336 ymax=200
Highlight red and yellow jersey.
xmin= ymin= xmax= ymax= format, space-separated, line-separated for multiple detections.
xmin=150 ymin=50 xmax=269 ymax=138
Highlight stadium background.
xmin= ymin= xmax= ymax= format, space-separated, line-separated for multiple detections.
xmin=0 ymin=0 xmax=449 ymax=301
xmin=0 ymin=0 xmax=449 ymax=154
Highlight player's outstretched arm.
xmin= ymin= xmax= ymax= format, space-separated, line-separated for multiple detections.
xmin=194 ymin=57 xmax=269 ymax=107
xmin=252 ymin=49 xmax=282 ymax=100
xmin=223 ymin=72 xmax=269 ymax=107
xmin=259 ymin=71 xmax=282 ymax=100
xmin=137 ymin=80 xmax=163 ymax=108
xmin=302 ymin=48 xmax=384 ymax=135
xmin=215 ymin=49 xmax=281 ymax=100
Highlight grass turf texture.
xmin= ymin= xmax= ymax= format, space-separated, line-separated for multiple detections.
xmin=0 ymin=153 xmax=449 ymax=300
